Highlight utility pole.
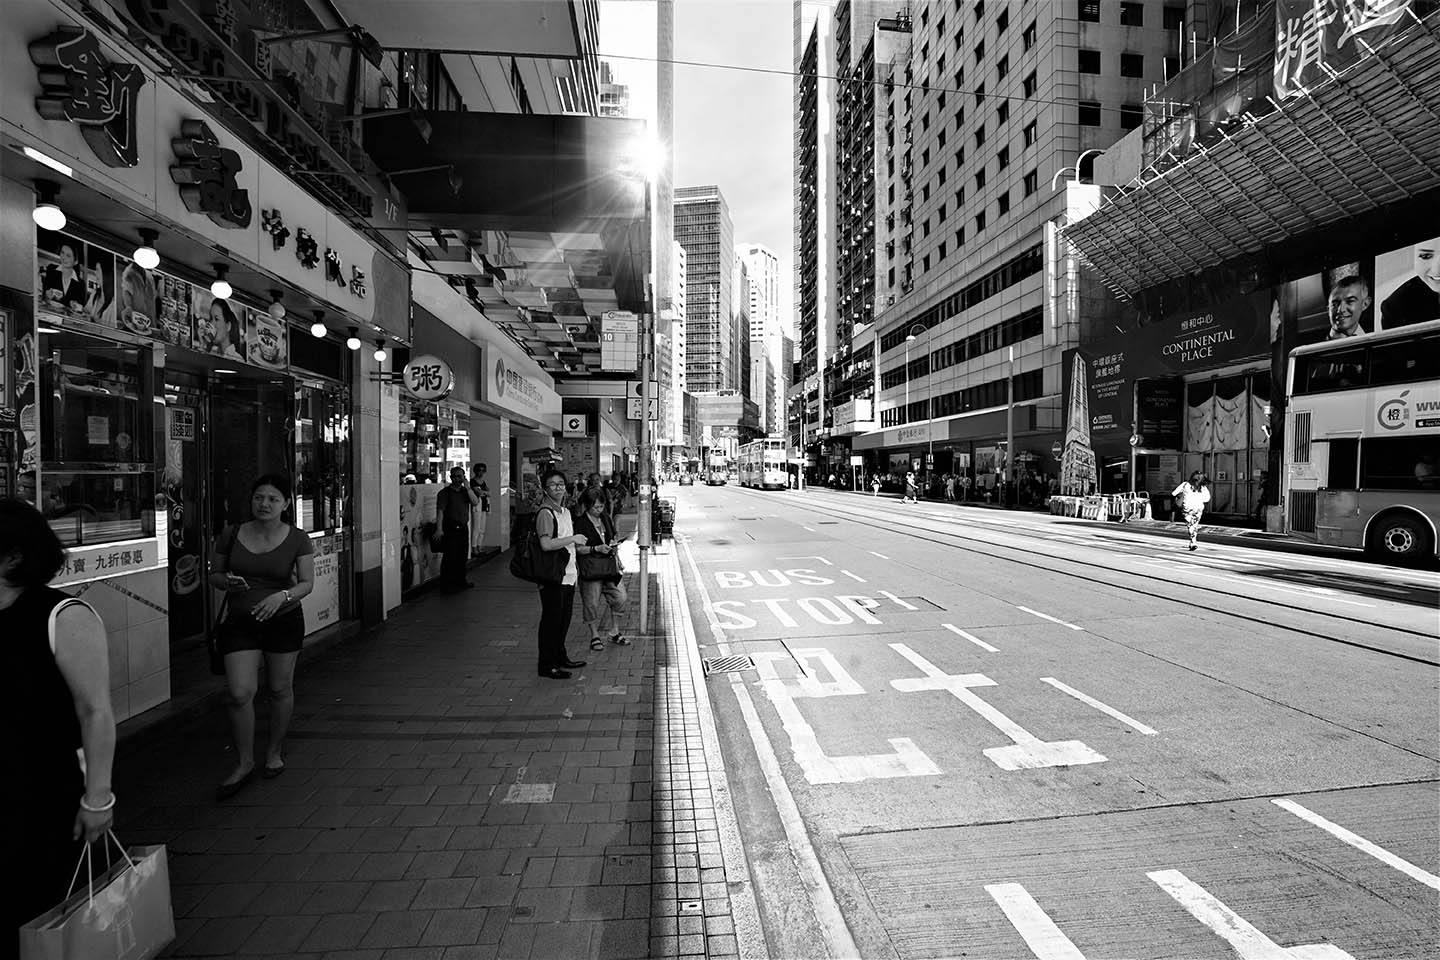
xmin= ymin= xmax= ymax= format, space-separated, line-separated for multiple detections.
xmin=1005 ymin=345 xmax=1015 ymax=508
xmin=637 ymin=185 xmax=653 ymax=633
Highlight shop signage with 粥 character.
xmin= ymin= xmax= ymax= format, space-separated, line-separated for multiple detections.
xmin=403 ymin=354 xmax=454 ymax=402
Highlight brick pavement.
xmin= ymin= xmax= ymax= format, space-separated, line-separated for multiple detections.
xmin=112 ymin=524 xmax=753 ymax=960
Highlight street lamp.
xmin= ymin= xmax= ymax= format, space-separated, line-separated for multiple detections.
xmin=1050 ymin=148 xmax=1105 ymax=191
xmin=905 ymin=322 xmax=931 ymax=490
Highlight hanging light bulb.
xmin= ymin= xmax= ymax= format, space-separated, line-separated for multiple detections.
xmin=210 ymin=264 xmax=232 ymax=300
xmin=133 ymin=228 xmax=160 ymax=270
xmin=345 ymin=326 xmax=361 ymax=350
xmin=32 ymin=180 xmax=66 ymax=231
xmin=373 ymin=339 xmax=388 ymax=362
xmin=310 ymin=310 xmax=327 ymax=338
xmin=267 ymin=289 xmax=286 ymax=320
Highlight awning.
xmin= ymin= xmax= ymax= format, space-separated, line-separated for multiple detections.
xmin=1062 ymin=13 xmax=1440 ymax=299
xmin=332 ymin=1 xmax=581 ymax=56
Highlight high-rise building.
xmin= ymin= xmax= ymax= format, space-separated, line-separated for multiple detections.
xmin=674 ymin=185 xmax=735 ymax=393
xmin=597 ymin=61 xmax=630 ymax=117
xmin=739 ymin=244 xmax=785 ymax=433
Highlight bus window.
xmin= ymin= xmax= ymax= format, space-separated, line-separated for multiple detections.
xmin=1370 ymin=335 xmax=1440 ymax=387
xmin=1299 ymin=348 xmax=1367 ymax=393
xmin=1324 ymin=438 xmax=1359 ymax=489
xmin=1362 ymin=437 xmax=1440 ymax=491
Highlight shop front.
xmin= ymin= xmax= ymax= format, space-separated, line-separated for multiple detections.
xmin=2 ymin=0 xmax=407 ymax=719
xmin=478 ymin=337 xmax=562 ymax=545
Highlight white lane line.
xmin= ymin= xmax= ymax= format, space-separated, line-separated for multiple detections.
xmin=1016 ymin=605 xmax=1085 ymax=631
xmin=985 ymin=883 xmax=1088 ymax=960
xmin=943 ymin=623 xmax=999 ymax=653
xmin=1040 ymin=678 xmax=1157 ymax=735
xmin=1271 ymin=798 xmax=1440 ymax=891
xmin=801 ymin=525 xmax=815 ymax=532
xmin=678 ymin=538 xmax=861 ymax=958
xmin=841 ymin=569 xmax=867 ymax=582
xmin=1148 ymin=869 xmax=1356 ymax=960
xmin=869 ymin=550 xmax=890 ymax=559
xmin=881 ymin=590 xmax=917 ymax=610
xmin=777 ymin=555 xmax=834 ymax=565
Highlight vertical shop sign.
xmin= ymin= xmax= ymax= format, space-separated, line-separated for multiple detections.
xmin=0 ymin=309 xmax=11 ymax=428
xmin=30 ymin=27 xmax=146 ymax=168
xmin=170 ymin=119 xmax=253 ymax=228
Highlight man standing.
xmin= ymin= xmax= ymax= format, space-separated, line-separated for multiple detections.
xmin=469 ymin=463 xmax=490 ymax=558
xmin=436 ymin=466 xmax=478 ymax=590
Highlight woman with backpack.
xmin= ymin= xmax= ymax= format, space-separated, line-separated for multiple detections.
xmin=1171 ymin=471 xmax=1212 ymax=551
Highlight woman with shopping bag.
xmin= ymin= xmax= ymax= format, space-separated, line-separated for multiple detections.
xmin=1171 ymin=471 xmax=1213 ymax=551
xmin=1 ymin=498 xmax=116 ymax=943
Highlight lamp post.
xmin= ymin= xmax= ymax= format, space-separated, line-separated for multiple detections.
xmin=905 ymin=322 xmax=930 ymax=491
xmin=1049 ymin=148 xmax=1105 ymax=191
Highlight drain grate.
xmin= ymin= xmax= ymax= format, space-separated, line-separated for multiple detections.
xmin=702 ymin=655 xmax=757 ymax=676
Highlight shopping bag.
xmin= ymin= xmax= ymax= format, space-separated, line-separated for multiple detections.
xmin=20 ymin=836 xmax=175 ymax=960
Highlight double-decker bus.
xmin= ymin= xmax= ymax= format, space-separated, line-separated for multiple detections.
xmin=1283 ymin=318 xmax=1440 ymax=563
xmin=738 ymin=438 xmax=788 ymax=490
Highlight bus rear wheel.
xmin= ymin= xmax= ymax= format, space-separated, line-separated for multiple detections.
xmin=1367 ymin=513 xmax=1432 ymax=565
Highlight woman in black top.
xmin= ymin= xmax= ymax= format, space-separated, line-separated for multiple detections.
xmin=1 ymin=498 xmax=115 ymax=936
xmin=574 ymin=487 xmax=630 ymax=652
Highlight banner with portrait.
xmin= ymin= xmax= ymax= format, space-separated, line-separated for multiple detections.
xmin=191 ymin=288 xmax=247 ymax=362
xmin=37 ymin=232 xmax=114 ymax=327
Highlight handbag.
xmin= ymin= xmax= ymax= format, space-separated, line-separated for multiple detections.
xmin=577 ymin=549 xmax=622 ymax=583
xmin=206 ymin=596 xmax=229 ymax=676
xmin=20 ymin=834 xmax=175 ymax=960
xmin=509 ymin=508 xmax=569 ymax=585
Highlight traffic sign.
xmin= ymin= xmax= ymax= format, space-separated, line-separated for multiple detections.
xmin=1052 ymin=442 xmax=1063 ymax=457
xmin=627 ymin=396 xmax=658 ymax=421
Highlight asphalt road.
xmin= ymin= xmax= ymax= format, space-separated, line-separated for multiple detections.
xmin=665 ymin=482 xmax=1440 ymax=960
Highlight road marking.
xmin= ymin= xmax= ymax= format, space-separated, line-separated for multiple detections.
xmin=1135 ymin=559 xmax=1376 ymax=607
xmin=985 ymin=884 xmax=1088 ymax=960
xmin=1271 ymin=798 xmax=1440 ymax=891
xmin=777 ymin=555 xmax=834 ymax=565
xmin=1017 ymin=605 xmax=1085 ymax=631
xmin=943 ymin=623 xmax=999 ymax=653
xmin=841 ymin=569 xmax=866 ymax=582
xmin=869 ymin=550 xmax=890 ymax=559
xmin=801 ymin=525 xmax=815 ymax=532
xmin=880 ymin=590 xmax=916 ymax=610
xmin=889 ymin=643 xmax=1106 ymax=770
xmin=1040 ymin=678 xmax=1157 ymax=735
xmin=1148 ymin=869 xmax=1357 ymax=960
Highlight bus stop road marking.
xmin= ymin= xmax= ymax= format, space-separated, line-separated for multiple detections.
xmin=1271 ymin=798 xmax=1440 ymax=891
xmin=1040 ymin=677 xmax=1157 ymax=735
xmin=943 ymin=623 xmax=999 ymax=652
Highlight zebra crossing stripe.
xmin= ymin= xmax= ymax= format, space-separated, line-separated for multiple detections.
xmin=985 ymin=883 xmax=1088 ymax=960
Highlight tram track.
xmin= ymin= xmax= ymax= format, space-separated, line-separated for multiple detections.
xmin=726 ymin=487 xmax=1440 ymax=666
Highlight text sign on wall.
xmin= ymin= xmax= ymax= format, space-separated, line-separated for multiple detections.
xmin=51 ymin=537 xmax=163 ymax=586
xmin=403 ymin=354 xmax=454 ymax=401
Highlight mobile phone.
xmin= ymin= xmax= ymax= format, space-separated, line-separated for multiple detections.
xmin=226 ymin=572 xmax=249 ymax=588
xmin=611 ymin=533 xmax=630 ymax=545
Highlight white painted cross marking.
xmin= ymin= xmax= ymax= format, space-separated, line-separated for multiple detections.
xmin=880 ymin=590 xmax=917 ymax=610
xmin=943 ymin=623 xmax=999 ymax=653
xmin=1271 ymin=799 xmax=1440 ymax=891
xmin=754 ymin=650 xmax=940 ymax=785
xmin=1149 ymin=869 xmax=1356 ymax=959
xmin=985 ymin=883 xmax=1088 ymax=960
xmin=1040 ymin=678 xmax=1157 ymax=735
xmin=1017 ymin=605 xmax=1085 ymax=631
xmin=869 ymin=550 xmax=890 ymax=559
xmin=888 ymin=643 xmax=1106 ymax=770
xmin=841 ymin=569 xmax=867 ymax=582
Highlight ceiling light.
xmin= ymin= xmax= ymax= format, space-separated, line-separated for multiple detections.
xmin=210 ymin=263 xmax=232 ymax=300
xmin=373 ymin=339 xmax=388 ymax=362
xmin=345 ymin=326 xmax=361 ymax=350
xmin=267 ymin=289 xmax=286 ymax=320
xmin=24 ymin=147 xmax=73 ymax=178
xmin=32 ymin=180 xmax=65 ymax=231
xmin=310 ymin=310 xmax=327 ymax=338
xmin=133 ymin=228 xmax=160 ymax=270
xmin=214 ymin=368 xmax=237 ymax=374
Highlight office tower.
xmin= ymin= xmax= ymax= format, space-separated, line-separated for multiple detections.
xmin=674 ymin=185 xmax=735 ymax=393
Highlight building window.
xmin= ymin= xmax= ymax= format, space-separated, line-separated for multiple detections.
xmin=1163 ymin=4 xmax=1185 ymax=30
xmin=956 ymin=227 xmax=965 ymax=246
xmin=1023 ymin=71 xmax=1037 ymax=97
xmin=976 ymin=82 xmax=986 ymax=105
xmin=975 ymin=40 xmax=986 ymax=63
xmin=1079 ymin=49 xmax=1101 ymax=74
xmin=996 ymin=101 xmax=1010 ymax=124
xmin=1121 ymin=102 xmax=1143 ymax=129
xmin=938 ymin=89 xmax=946 ymax=109
xmin=1023 ymin=169 xmax=1038 ymax=195
xmin=922 ymin=147 xmax=931 ymax=167
xmin=955 ymin=187 xmax=965 ymax=205
xmin=1023 ymin=120 xmax=1037 ymax=146
xmin=997 ymin=146 xmax=1010 ymax=169
xmin=922 ymin=112 xmax=930 ymax=131
xmin=1079 ymin=100 xmax=1102 ymax=126
xmin=974 ymin=1 xmax=985 ymax=21
xmin=939 ymin=203 xmax=947 ymax=222
xmin=938 ymin=129 xmax=947 ymax=147
xmin=1120 ymin=2 xmax=1145 ymax=26
xmin=976 ymin=211 xmax=987 ymax=232
xmin=997 ymin=9 xmax=1010 ymax=33
xmin=938 ymin=166 xmax=947 ymax=185
xmin=1121 ymin=53 xmax=1145 ymax=77
xmin=975 ymin=168 xmax=987 ymax=190
xmin=939 ymin=241 xmax=947 ymax=260
xmin=955 ymin=105 xmax=965 ymax=128
xmin=1079 ymin=0 xmax=1101 ymax=22
xmin=997 ymin=191 xmax=1010 ymax=214
xmin=1164 ymin=55 xmax=1181 ymax=77
xmin=923 ymin=219 xmax=931 ymax=237
xmin=975 ymin=124 xmax=986 ymax=148
xmin=997 ymin=55 xmax=1010 ymax=80
xmin=923 ymin=255 xmax=931 ymax=272
xmin=955 ymin=147 xmax=965 ymax=167
xmin=1023 ymin=21 xmax=1037 ymax=51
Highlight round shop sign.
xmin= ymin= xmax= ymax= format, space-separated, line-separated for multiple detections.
xmin=402 ymin=354 xmax=454 ymax=401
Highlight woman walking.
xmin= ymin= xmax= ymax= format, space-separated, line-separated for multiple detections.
xmin=3 ymin=498 xmax=116 ymax=939
xmin=575 ymin=488 xmax=631 ymax=653
xmin=535 ymin=468 xmax=588 ymax=679
xmin=904 ymin=470 xmax=919 ymax=504
xmin=1172 ymin=471 xmax=1212 ymax=551
xmin=210 ymin=474 xmax=315 ymax=798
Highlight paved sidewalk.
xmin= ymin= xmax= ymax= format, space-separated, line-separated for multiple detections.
xmin=113 ymin=523 xmax=752 ymax=960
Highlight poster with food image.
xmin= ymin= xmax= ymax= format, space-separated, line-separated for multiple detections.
xmin=83 ymin=245 xmax=117 ymax=327
xmin=154 ymin=273 xmax=193 ymax=348
xmin=117 ymin=258 xmax=159 ymax=337
xmin=36 ymin=231 xmax=89 ymax=322
xmin=245 ymin=305 xmax=288 ymax=369
xmin=191 ymin=287 xmax=246 ymax=361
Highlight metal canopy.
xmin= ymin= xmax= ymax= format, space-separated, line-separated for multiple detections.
xmin=1062 ymin=14 xmax=1440 ymax=299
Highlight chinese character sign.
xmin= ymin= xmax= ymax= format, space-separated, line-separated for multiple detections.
xmin=170 ymin=119 xmax=253 ymax=229
xmin=403 ymin=354 xmax=454 ymax=401
xmin=30 ymin=27 xmax=146 ymax=168
xmin=1275 ymin=0 xmax=1414 ymax=98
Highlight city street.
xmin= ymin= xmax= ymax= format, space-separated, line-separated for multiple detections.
xmin=673 ymin=483 xmax=1440 ymax=960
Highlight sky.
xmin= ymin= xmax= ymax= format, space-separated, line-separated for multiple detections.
xmin=601 ymin=0 xmax=796 ymax=329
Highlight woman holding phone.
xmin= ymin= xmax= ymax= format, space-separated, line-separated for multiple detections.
xmin=574 ymin=487 xmax=630 ymax=651
xmin=208 ymin=474 xmax=314 ymax=798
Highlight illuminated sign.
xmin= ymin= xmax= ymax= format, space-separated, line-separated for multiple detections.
xmin=170 ymin=119 xmax=252 ymax=228
xmin=403 ymin=354 xmax=454 ymax=401
xmin=30 ymin=26 xmax=146 ymax=168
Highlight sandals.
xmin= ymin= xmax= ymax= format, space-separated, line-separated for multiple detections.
xmin=590 ymin=638 xmax=606 ymax=651
xmin=610 ymin=634 xmax=631 ymax=646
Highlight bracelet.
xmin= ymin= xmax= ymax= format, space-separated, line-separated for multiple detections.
xmin=79 ymin=792 xmax=115 ymax=813
xmin=282 ymin=589 xmax=292 ymax=603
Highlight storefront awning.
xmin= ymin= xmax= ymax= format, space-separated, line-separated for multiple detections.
xmin=1061 ymin=14 xmax=1440 ymax=299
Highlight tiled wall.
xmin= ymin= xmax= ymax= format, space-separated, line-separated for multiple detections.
xmin=73 ymin=567 xmax=171 ymax=723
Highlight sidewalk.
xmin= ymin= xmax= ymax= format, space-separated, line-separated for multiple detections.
xmin=112 ymin=518 xmax=755 ymax=960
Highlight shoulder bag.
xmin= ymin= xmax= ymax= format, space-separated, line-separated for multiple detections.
xmin=575 ymin=514 xmax=622 ymax=583
xmin=509 ymin=508 xmax=569 ymax=585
